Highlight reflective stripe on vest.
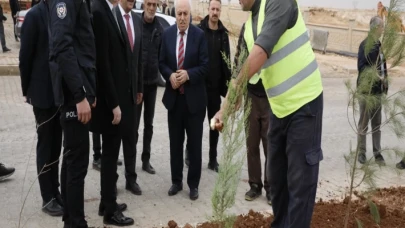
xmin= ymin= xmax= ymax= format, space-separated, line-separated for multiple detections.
xmin=243 ymin=0 xmax=323 ymax=118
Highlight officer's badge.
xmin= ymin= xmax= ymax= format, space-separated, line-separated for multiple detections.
xmin=56 ymin=2 xmax=67 ymax=19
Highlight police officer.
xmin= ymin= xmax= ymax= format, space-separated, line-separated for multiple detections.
xmin=213 ymin=0 xmax=324 ymax=227
xmin=47 ymin=0 xmax=97 ymax=227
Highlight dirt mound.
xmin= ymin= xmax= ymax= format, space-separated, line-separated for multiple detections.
xmin=165 ymin=186 xmax=405 ymax=228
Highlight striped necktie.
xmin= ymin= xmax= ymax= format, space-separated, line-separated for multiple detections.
xmin=178 ymin=31 xmax=185 ymax=94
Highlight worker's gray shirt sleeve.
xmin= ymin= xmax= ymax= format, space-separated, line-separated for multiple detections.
xmin=255 ymin=0 xmax=298 ymax=58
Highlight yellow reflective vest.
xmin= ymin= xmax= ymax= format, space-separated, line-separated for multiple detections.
xmin=244 ymin=0 xmax=323 ymax=118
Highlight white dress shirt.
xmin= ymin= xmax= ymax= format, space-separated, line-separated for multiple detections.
xmin=106 ymin=0 xmax=113 ymax=11
xmin=176 ymin=27 xmax=189 ymax=67
xmin=118 ymin=4 xmax=135 ymax=45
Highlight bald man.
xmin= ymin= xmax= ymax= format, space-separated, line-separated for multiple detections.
xmin=159 ymin=0 xmax=209 ymax=200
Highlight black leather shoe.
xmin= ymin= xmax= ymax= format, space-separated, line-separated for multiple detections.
xmin=98 ymin=203 xmax=127 ymax=216
xmin=104 ymin=211 xmax=134 ymax=226
xmin=42 ymin=199 xmax=64 ymax=216
xmin=55 ymin=194 xmax=64 ymax=207
xmin=142 ymin=162 xmax=156 ymax=174
xmin=190 ymin=188 xmax=199 ymax=200
xmin=168 ymin=184 xmax=182 ymax=196
xmin=208 ymin=161 xmax=219 ymax=172
xmin=125 ymin=181 xmax=142 ymax=195
xmin=3 ymin=47 xmax=11 ymax=53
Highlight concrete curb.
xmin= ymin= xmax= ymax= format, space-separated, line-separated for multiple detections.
xmin=0 ymin=65 xmax=19 ymax=76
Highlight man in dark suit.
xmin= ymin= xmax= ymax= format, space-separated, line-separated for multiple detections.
xmin=92 ymin=0 xmax=143 ymax=225
xmin=19 ymin=0 xmax=63 ymax=216
xmin=159 ymin=0 xmax=209 ymax=201
xmin=8 ymin=0 xmax=19 ymax=41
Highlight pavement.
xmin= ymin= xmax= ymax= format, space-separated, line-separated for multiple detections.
xmin=1 ymin=11 xmax=405 ymax=228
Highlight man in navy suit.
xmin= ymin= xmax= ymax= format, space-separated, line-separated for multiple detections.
xmin=19 ymin=0 xmax=63 ymax=216
xmin=159 ymin=0 xmax=209 ymax=200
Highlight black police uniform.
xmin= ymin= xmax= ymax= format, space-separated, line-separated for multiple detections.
xmin=47 ymin=0 xmax=96 ymax=227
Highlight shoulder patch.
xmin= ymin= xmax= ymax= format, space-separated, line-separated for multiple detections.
xmin=56 ymin=2 xmax=67 ymax=19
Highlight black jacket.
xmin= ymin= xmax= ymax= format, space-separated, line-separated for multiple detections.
xmin=91 ymin=0 xmax=143 ymax=135
xmin=141 ymin=12 xmax=163 ymax=85
xmin=197 ymin=15 xmax=231 ymax=97
xmin=9 ymin=0 xmax=20 ymax=15
xmin=357 ymin=38 xmax=388 ymax=95
xmin=19 ymin=1 xmax=54 ymax=109
xmin=47 ymin=0 xmax=97 ymax=107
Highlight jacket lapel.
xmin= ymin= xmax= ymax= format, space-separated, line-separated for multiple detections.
xmin=172 ymin=27 xmax=178 ymax=68
xmin=115 ymin=6 xmax=131 ymax=49
xmin=183 ymin=25 xmax=193 ymax=69
xmin=102 ymin=1 xmax=124 ymax=45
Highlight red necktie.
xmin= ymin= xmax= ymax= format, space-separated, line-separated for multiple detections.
xmin=178 ymin=31 xmax=185 ymax=94
xmin=124 ymin=14 xmax=134 ymax=52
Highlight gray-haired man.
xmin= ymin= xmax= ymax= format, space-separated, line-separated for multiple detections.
xmin=356 ymin=16 xmax=387 ymax=165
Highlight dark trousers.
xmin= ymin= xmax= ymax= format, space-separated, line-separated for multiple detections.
xmin=100 ymin=133 xmax=121 ymax=216
xmin=135 ymin=84 xmax=157 ymax=163
xmin=122 ymin=129 xmax=137 ymax=183
xmin=0 ymin=22 xmax=6 ymax=50
xmin=268 ymin=93 xmax=323 ymax=228
xmin=60 ymin=106 xmax=90 ymax=228
xmin=357 ymin=98 xmax=382 ymax=156
xmin=246 ymin=91 xmax=270 ymax=192
xmin=206 ymin=89 xmax=221 ymax=162
xmin=92 ymin=133 xmax=101 ymax=160
xmin=33 ymin=106 xmax=63 ymax=203
xmin=168 ymin=95 xmax=205 ymax=189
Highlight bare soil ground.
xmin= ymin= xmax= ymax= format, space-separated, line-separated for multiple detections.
xmin=164 ymin=186 xmax=405 ymax=228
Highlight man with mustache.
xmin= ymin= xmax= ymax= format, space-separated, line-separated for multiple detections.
xmin=159 ymin=0 xmax=209 ymax=200
xmin=185 ymin=0 xmax=230 ymax=172
xmin=134 ymin=0 xmax=164 ymax=175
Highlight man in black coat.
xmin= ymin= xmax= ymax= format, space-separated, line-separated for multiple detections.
xmin=134 ymin=0 xmax=163 ymax=175
xmin=48 ymin=0 xmax=97 ymax=226
xmin=356 ymin=16 xmax=387 ymax=166
xmin=19 ymin=0 xmax=63 ymax=217
xmin=0 ymin=4 xmax=11 ymax=52
xmin=91 ymin=0 xmax=142 ymax=224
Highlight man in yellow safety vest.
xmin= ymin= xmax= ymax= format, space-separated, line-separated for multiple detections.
xmin=213 ymin=0 xmax=324 ymax=227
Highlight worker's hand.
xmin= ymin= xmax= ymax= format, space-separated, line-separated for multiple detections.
xmin=212 ymin=110 xmax=224 ymax=132
xmin=76 ymin=98 xmax=91 ymax=124
xmin=112 ymin=106 xmax=122 ymax=125
xmin=136 ymin=93 xmax=143 ymax=105
xmin=170 ymin=73 xmax=179 ymax=89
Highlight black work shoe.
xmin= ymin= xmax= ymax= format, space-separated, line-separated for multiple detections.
xmin=375 ymin=154 xmax=386 ymax=166
xmin=190 ymin=188 xmax=199 ymax=200
xmin=93 ymin=158 xmax=101 ymax=171
xmin=103 ymin=211 xmax=134 ymax=226
xmin=245 ymin=184 xmax=262 ymax=201
xmin=396 ymin=161 xmax=405 ymax=170
xmin=208 ymin=161 xmax=219 ymax=172
xmin=3 ymin=47 xmax=11 ymax=53
xmin=358 ymin=153 xmax=366 ymax=164
xmin=168 ymin=184 xmax=183 ymax=196
xmin=0 ymin=163 xmax=15 ymax=181
xmin=42 ymin=199 xmax=64 ymax=216
xmin=125 ymin=181 xmax=142 ymax=195
xmin=117 ymin=159 xmax=123 ymax=166
xmin=142 ymin=162 xmax=156 ymax=174
xmin=98 ymin=203 xmax=127 ymax=216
